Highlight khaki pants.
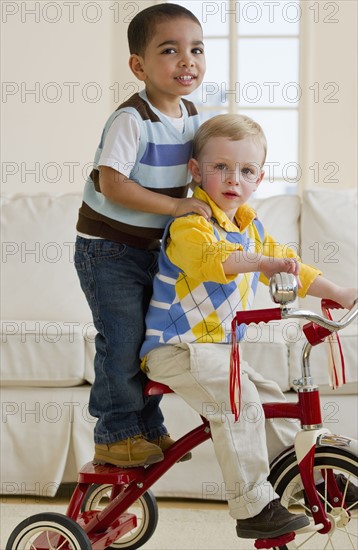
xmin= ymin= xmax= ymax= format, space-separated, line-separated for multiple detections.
xmin=146 ymin=343 xmax=299 ymax=519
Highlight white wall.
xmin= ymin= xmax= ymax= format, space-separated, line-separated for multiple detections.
xmin=1 ymin=0 xmax=146 ymax=194
xmin=1 ymin=0 xmax=357 ymax=195
xmin=299 ymin=0 xmax=357 ymax=190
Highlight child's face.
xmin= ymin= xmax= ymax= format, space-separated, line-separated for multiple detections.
xmin=130 ymin=17 xmax=205 ymax=112
xmin=189 ymin=136 xmax=265 ymax=221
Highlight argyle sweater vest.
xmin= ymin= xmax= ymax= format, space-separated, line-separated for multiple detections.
xmin=141 ymin=216 xmax=265 ymax=357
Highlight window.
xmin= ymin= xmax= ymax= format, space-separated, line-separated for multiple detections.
xmin=172 ymin=0 xmax=301 ymax=197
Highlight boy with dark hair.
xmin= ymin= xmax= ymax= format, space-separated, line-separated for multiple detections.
xmin=74 ymin=3 xmax=209 ymax=467
xmin=127 ymin=2 xmax=202 ymax=56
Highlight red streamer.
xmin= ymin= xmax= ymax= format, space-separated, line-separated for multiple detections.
xmin=230 ymin=317 xmax=241 ymax=421
xmin=321 ymin=301 xmax=346 ymax=388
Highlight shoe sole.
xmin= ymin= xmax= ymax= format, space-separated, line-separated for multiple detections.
xmin=178 ymin=452 xmax=192 ymax=462
xmin=236 ymin=516 xmax=310 ymax=539
xmin=93 ymin=452 xmax=163 ymax=468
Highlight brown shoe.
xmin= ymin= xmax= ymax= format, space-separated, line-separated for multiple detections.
xmin=236 ymin=499 xmax=309 ymax=539
xmin=94 ymin=435 xmax=164 ymax=467
xmin=149 ymin=434 xmax=192 ymax=462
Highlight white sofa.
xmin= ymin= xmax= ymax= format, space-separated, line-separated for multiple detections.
xmin=1 ymin=189 xmax=357 ymax=499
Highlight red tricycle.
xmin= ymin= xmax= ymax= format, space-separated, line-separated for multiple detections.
xmin=6 ymin=274 xmax=358 ymax=549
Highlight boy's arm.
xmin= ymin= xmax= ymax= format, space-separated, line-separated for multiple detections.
xmin=223 ymin=228 xmax=320 ymax=294
xmin=222 ymin=251 xmax=300 ymax=279
xmin=222 ymin=223 xmax=302 ymax=277
xmin=167 ymin=217 xmax=303 ymax=283
xmin=99 ymin=166 xmax=211 ymax=220
xmin=222 ymin=246 xmax=357 ymax=310
xmin=306 ymin=276 xmax=357 ymax=310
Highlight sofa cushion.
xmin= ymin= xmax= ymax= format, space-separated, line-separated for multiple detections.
xmin=241 ymin=324 xmax=291 ymax=391
xmin=289 ymin=323 xmax=358 ymax=391
xmin=1 ymin=386 xmax=95 ymax=496
xmin=249 ymin=195 xmax=301 ymax=309
xmin=1 ymin=321 xmax=87 ymax=387
xmin=298 ymin=189 xmax=358 ymax=390
xmin=249 ymin=194 xmax=301 ymax=250
xmin=1 ymin=194 xmax=91 ymax=323
xmin=300 ymin=188 xmax=358 ymax=311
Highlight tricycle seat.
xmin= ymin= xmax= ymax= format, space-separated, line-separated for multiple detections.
xmin=145 ymin=381 xmax=173 ymax=396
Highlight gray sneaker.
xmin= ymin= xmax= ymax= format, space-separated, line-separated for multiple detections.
xmin=236 ymin=499 xmax=310 ymax=539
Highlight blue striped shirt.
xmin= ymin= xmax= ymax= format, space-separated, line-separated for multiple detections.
xmin=76 ymin=90 xmax=200 ymax=247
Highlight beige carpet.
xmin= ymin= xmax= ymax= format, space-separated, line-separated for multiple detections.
xmin=1 ymin=497 xmax=244 ymax=550
xmin=1 ymin=495 xmax=356 ymax=549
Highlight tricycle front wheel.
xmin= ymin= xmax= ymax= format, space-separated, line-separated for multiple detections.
xmin=269 ymin=447 xmax=358 ymax=549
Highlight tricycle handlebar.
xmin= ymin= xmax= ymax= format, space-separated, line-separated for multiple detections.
xmin=233 ymin=273 xmax=357 ymax=344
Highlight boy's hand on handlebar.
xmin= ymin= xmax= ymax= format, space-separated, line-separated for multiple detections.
xmin=172 ymin=197 xmax=212 ymax=220
xmin=307 ymin=275 xmax=357 ymax=310
xmin=260 ymin=257 xmax=302 ymax=288
xmin=332 ymin=287 xmax=358 ymax=310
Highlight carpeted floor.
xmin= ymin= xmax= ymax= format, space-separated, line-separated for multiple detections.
xmin=0 ymin=497 xmax=245 ymax=550
xmin=1 ymin=493 xmax=356 ymax=549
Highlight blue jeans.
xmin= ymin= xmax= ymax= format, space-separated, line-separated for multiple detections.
xmin=74 ymin=236 xmax=167 ymax=444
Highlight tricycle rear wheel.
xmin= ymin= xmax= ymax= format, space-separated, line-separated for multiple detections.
xmin=81 ymin=483 xmax=159 ymax=549
xmin=6 ymin=512 xmax=91 ymax=549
